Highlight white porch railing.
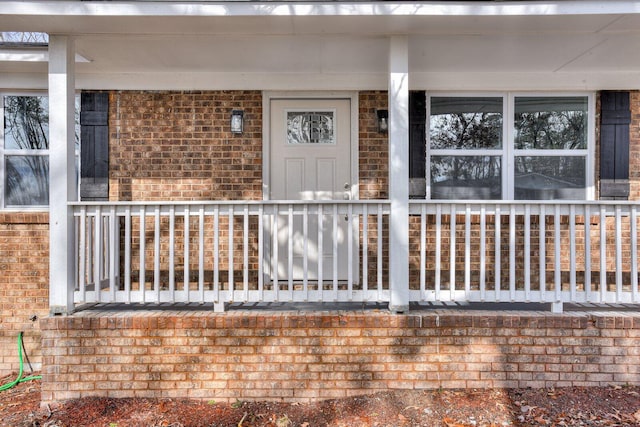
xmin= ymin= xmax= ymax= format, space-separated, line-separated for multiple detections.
xmin=409 ymin=201 xmax=640 ymax=310
xmin=72 ymin=200 xmax=640 ymax=311
xmin=72 ymin=201 xmax=391 ymax=310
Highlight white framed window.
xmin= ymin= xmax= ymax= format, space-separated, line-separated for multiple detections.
xmin=426 ymin=92 xmax=594 ymax=200
xmin=0 ymin=93 xmax=80 ymax=209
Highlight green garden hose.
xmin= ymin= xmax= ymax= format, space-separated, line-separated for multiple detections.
xmin=0 ymin=332 xmax=42 ymax=392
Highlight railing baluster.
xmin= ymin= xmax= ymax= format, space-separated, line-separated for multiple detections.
xmin=494 ymin=205 xmax=501 ymax=302
xmin=109 ymin=205 xmax=117 ymax=302
xmin=242 ymin=205 xmax=249 ymax=302
xmin=377 ymin=203 xmax=383 ymax=300
xmin=554 ymin=204 xmax=561 ymax=304
xmin=124 ymin=206 xmax=131 ymax=304
xmin=524 ymin=204 xmax=531 ymax=302
xmin=138 ymin=206 xmax=146 ymax=303
xmin=332 ymin=204 xmax=338 ymax=299
xmin=569 ymin=205 xmax=577 ymax=302
xmin=584 ymin=205 xmax=591 ymax=301
xmin=419 ymin=203 xmax=426 ymax=300
xmin=480 ymin=204 xmax=486 ymax=301
xmin=615 ymin=204 xmax=623 ymax=302
xmin=154 ymin=205 xmax=161 ymax=303
xmin=213 ymin=205 xmax=220 ymax=304
xmin=435 ymin=204 xmax=441 ymax=300
xmin=258 ymin=205 xmax=264 ymax=300
xmin=287 ymin=204 xmax=293 ymax=295
xmin=87 ymin=214 xmax=94 ymax=292
xmin=199 ymin=205 xmax=206 ymax=303
xmin=228 ymin=205 xmax=234 ymax=299
xmin=539 ymin=204 xmax=546 ymax=301
xmin=273 ymin=205 xmax=279 ymax=301
xmin=78 ymin=206 xmax=87 ymax=302
xmin=94 ymin=206 xmax=103 ymax=303
xmin=600 ymin=205 xmax=607 ymax=303
xmin=184 ymin=205 xmax=190 ymax=302
xmin=317 ymin=204 xmax=323 ymax=301
xmin=632 ymin=206 xmax=639 ymax=303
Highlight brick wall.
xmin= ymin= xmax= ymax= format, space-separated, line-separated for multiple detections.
xmin=40 ymin=310 xmax=640 ymax=405
xmin=109 ymin=90 xmax=390 ymax=202
xmin=109 ymin=91 xmax=263 ymax=202
xmin=359 ymin=91 xmax=388 ymax=200
xmin=0 ymin=213 xmax=49 ymax=375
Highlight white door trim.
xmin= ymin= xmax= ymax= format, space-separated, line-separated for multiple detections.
xmin=262 ymin=91 xmax=359 ymax=202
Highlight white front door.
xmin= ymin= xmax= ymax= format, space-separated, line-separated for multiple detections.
xmin=269 ymin=98 xmax=354 ymax=282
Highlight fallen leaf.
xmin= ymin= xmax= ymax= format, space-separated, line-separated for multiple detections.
xmin=635 ymin=410 xmax=640 ymax=422
xmin=442 ymin=417 xmax=464 ymax=427
xmin=534 ymin=415 xmax=549 ymax=425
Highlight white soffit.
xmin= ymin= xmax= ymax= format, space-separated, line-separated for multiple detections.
xmin=2 ymin=1 xmax=640 ymax=90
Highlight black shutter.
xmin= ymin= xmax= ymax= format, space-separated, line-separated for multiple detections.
xmin=409 ymin=91 xmax=426 ymax=198
xmin=600 ymin=91 xmax=630 ymax=200
xmin=80 ymin=92 xmax=109 ymax=200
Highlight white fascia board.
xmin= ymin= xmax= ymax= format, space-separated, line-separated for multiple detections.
xmin=69 ymin=70 xmax=640 ymax=91
xmin=0 ymin=48 xmax=90 ymax=63
xmin=2 ymin=1 xmax=640 ymax=18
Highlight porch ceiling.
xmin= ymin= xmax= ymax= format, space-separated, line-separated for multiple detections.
xmin=2 ymin=1 xmax=640 ymax=90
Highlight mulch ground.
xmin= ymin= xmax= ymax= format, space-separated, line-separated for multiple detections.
xmin=1 ymin=373 xmax=639 ymax=426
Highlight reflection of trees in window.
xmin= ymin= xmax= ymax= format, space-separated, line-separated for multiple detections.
xmin=430 ymin=97 xmax=503 ymax=150
xmin=5 ymin=96 xmax=49 ymax=149
xmin=430 ymin=112 xmax=502 ymax=150
xmin=515 ymin=156 xmax=585 ymax=185
xmin=432 ymin=156 xmax=501 ymax=183
xmin=5 ymin=156 xmax=49 ymax=205
xmin=4 ymin=96 xmax=49 ymax=206
xmin=514 ymin=97 xmax=587 ymax=150
xmin=431 ymin=156 xmax=502 ymax=199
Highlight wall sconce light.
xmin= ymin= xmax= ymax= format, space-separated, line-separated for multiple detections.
xmin=230 ymin=110 xmax=244 ymax=134
xmin=376 ymin=109 xmax=388 ymax=133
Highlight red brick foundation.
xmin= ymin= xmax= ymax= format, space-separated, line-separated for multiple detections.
xmin=40 ymin=309 xmax=640 ymax=405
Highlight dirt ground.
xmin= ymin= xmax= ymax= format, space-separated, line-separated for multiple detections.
xmin=1 ymin=374 xmax=639 ymax=426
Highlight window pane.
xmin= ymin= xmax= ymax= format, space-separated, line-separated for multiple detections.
xmin=431 ymin=156 xmax=502 ymax=199
xmin=5 ymin=155 xmax=49 ymax=206
xmin=4 ymin=96 xmax=49 ymax=150
xmin=287 ymin=111 xmax=334 ymax=145
xmin=514 ymin=96 xmax=587 ymax=150
xmin=515 ymin=156 xmax=585 ymax=200
xmin=430 ymin=97 xmax=502 ymax=149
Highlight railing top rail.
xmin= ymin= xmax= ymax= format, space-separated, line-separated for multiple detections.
xmin=70 ymin=199 xmax=391 ymax=207
xmin=408 ymin=199 xmax=640 ymax=207
xmin=70 ymin=199 xmax=640 ymax=207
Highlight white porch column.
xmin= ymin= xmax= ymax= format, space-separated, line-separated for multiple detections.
xmin=48 ymin=36 xmax=77 ymax=315
xmin=388 ymin=36 xmax=410 ymax=313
